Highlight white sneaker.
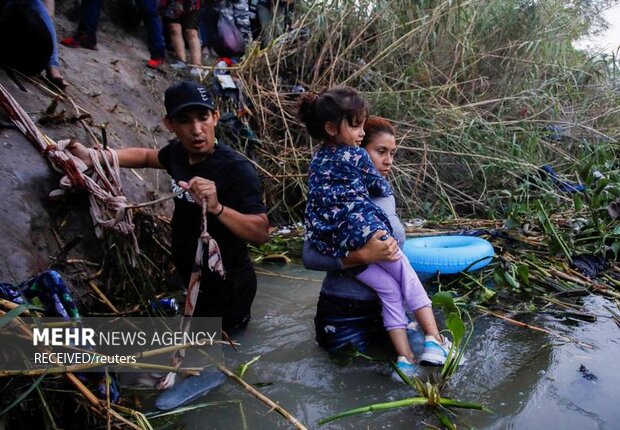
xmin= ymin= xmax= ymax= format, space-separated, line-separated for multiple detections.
xmin=419 ymin=335 xmax=452 ymax=366
xmin=170 ymin=60 xmax=187 ymax=70
xmin=391 ymin=356 xmax=418 ymax=382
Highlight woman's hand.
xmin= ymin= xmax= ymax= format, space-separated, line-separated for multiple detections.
xmin=341 ymin=230 xmax=399 ymax=268
xmin=178 ymin=177 xmax=222 ymax=214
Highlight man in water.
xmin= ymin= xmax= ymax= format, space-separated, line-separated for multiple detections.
xmin=69 ymin=80 xmax=269 ymax=330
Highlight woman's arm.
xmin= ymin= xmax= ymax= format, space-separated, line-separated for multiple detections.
xmin=303 ymin=230 xmax=399 ymax=272
xmin=302 ymin=240 xmax=342 ymax=271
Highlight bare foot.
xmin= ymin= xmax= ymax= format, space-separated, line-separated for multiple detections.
xmin=45 ymin=66 xmax=67 ymax=88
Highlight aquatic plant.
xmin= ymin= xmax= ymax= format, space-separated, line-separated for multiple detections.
xmin=319 ymin=289 xmax=484 ymax=427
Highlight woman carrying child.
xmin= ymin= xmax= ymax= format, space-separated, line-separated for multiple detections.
xmin=299 ymin=87 xmax=451 ymax=379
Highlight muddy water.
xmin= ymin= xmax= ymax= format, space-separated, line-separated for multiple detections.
xmin=175 ymin=263 xmax=620 ymax=429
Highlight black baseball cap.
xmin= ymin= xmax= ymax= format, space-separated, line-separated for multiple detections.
xmin=164 ymin=81 xmax=215 ymax=118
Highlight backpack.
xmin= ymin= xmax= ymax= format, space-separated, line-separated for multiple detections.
xmin=202 ymin=2 xmax=246 ymax=58
xmin=0 ymin=0 xmax=54 ymax=75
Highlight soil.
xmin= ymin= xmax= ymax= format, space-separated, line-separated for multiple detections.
xmin=0 ymin=7 xmax=179 ymax=286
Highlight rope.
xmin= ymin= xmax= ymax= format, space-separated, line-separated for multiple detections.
xmin=0 ymin=83 xmax=140 ymax=264
xmin=160 ymin=198 xmax=225 ymax=389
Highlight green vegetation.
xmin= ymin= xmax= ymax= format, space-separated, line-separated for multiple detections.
xmin=241 ymin=0 xmax=619 ymax=225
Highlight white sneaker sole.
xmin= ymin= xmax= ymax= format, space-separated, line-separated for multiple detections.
xmin=419 ymin=351 xmax=447 ymax=366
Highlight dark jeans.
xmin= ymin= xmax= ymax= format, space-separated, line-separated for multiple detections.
xmin=76 ymin=0 xmax=102 ymax=42
xmin=192 ymin=264 xmax=257 ymax=331
xmin=135 ymin=0 xmax=165 ymax=58
xmin=314 ymin=293 xmax=385 ymax=353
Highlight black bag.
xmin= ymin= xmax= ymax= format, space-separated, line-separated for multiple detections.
xmin=0 ymin=0 xmax=54 ymax=75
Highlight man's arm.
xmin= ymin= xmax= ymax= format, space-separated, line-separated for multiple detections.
xmin=215 ymin=208 xmax=269 ymax=244
xmin=68 ymin=141 xmax=164 ymax=169
xmin=116 ymin=148 xmax=163 ymax=169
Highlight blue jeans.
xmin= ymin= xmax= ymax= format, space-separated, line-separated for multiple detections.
xmin=31 ymin=0 xmax=59 ymax=68
xmin=76 ymin=0 xmax=103 ymax=42
xmin=136 ymin=0 xmax=165 ymax=58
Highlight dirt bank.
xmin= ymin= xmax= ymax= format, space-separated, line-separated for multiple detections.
xmin=0 ymin=9 xmax=178 ymax=284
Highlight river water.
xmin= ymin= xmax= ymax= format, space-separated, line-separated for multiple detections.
xmin=164 ymin=263 xmax=620 ymax=429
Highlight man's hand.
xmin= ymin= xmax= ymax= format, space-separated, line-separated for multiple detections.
xmin=178 ymin=177 xmax=221 ymax=214
xmin=66 ymin=140 xmax=94 ymax=168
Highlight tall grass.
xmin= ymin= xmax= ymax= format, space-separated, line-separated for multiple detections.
xmin=239 ymin=0 xmax=620 ymax=223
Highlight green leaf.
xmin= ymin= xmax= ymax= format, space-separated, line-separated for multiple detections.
xmin=573 ymin=193 xmax=583 ymax=212
xmin=480 ymin=286 xmax=496 ymax=302
xmin=593 ymin=179 xmax=610 ymax=196
xmin=612 ymin=241 xmax=620 ymax=257
xmin=579 ymin=162 xmax=593 ymax=185
xmin=432 ymin=291 xmax=455 ymax=309
xmin=446 ymin=312 xmax=466 ymax=346
xmin=493 ymin=267 xmax=508 ymax=288
xmin=516 ymin=264 xmax=530 ymax=287
xmin=237 ymin=356 xmax=260 ymax=379
xmin=503 ymin=271 xmax=520 ymax=290
xmin=612 ymin=225 xmax=620 ymax=236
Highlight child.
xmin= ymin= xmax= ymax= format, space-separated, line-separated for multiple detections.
xmin=160 ymin=0 xmax=203 ymax=78
xmin=299 ymin=87 xmax=431 ymax=378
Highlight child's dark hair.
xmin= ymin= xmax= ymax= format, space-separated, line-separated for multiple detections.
xmin=361 ymin=116 xmax=395 ymax=148
xmin=297 ymin=87 xmax=369 ymax=140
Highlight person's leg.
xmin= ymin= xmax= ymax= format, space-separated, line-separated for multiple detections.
xmin=314 ymin=293 xmax=383 ymax=353
xmin=414 ymin=305 xmax=441 ymax=340
xmin=386 ymin=328 xmax=413 ymax=363
xmin=355 ymin=264 xmax=414 ymax=363
xmin=76 ymin=0 xmax=103 ymax=45
xmin=180 ymin=11 xmax=202 ymax=66
xmin=136 ymin=0 xmax=166 ymax=63
xmin=375 ymin=254 xmax=453 ymax=365
xmin=375 ymin=252 xmax=432 ymax=313
xmin=42 ymin=0 xmax=54 ymax=17
xmin=32 ymin=0 xmax=67 ymax=87
xmin=168 ymin=22 xmax=186 ymax=62
xmin=185 ymin=29 xmax=201 ymax=65
xmin=32 ymin=0 xmax=58 ymax=68
xmin=231 ymin=0 xmax=252 ymax=45
xmin=193 ymin=266 xmax=257 ymax=330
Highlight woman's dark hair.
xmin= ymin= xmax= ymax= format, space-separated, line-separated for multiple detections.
xmin=361 ymin=116 xmax=395 ymax=148
xmin=297 ymin=87 xmax=369 ymax=140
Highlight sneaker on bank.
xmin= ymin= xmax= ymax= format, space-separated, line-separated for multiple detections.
xmin=170 ymin=60 xmax=187 ymax=70
xmin=391 ymin=356 xmax=418 ymax=382
xmin=419 ymin=335 xmax=452 ymax=366
xmin=146 ymin=57 xmax=165 ymax=69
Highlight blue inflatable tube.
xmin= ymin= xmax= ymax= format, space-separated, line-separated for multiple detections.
xmin=403 ymin=235 xmax=494 ymax=275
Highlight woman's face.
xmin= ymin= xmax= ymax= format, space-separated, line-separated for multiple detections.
xmin=364 ymin=132 xmax=397 ymax=177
